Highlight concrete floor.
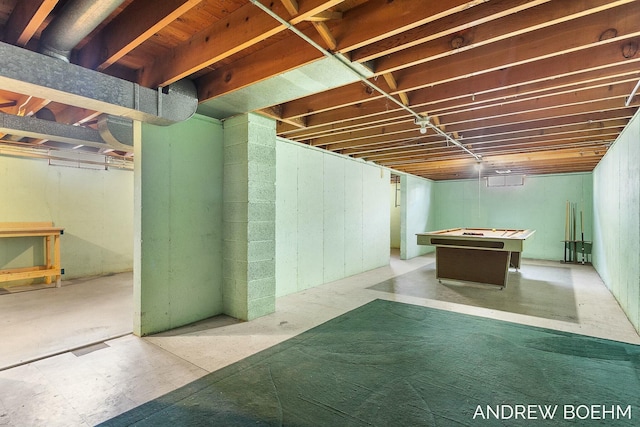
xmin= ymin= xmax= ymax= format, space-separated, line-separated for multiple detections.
xmin=1 ymin=252 xmax=638 ymax=426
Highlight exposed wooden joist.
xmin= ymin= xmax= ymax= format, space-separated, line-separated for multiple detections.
xmin=77 ymin=0 xmax=204 ymax=71
xmin=392 ymin=3 xmax=640 ymax=93
xmin=312 ymin=21 xmax=337 ymax=50
xmin=259 ymin=106 xmax=307 ymax=128
xmin=303 ymin=82 xmax=636 ymax=149
xmin=3 ymin=0 xmax=58 ymax=46
xmin=382 ymin=73 xmax=409 ymax=106
xmin=277 ymin=43 xmax=640 ymax=131
xmin=197 ymin=0 xmax=489 ymax=100
xmin=306 ymin=11 xmax=343 ymax=22
xmin=281 ymin=0 xmax=299 ymax=16
xmin=141 ymin=0 xmax=343 ymax=88
xmin=320 ymin=98 xmax=635 ymax=152
xmin=350 ymin=0 xmax=550 ymax=63
xmin=373 ymin=0 xmax=636 ymax=75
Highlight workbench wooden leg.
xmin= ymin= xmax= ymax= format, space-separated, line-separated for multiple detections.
xmin=45 ymin=235 xmax=52 ymax=284
xmin=54 ymin=235 xmax=61 ymax=287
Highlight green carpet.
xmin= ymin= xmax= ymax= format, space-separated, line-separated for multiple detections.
xmin=102 ymin=300 xmax=640 ymax=426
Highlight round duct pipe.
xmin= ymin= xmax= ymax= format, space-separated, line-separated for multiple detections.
xmin=39 ymin=0 xmax=126 ymax=62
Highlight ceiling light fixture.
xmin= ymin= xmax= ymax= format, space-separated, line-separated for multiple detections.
xmin=414 ymin=116 xmax=430 ymax=134
xmin=249 ymin=0 xmax=482 ymax=163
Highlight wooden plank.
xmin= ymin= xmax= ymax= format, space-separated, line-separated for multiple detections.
xmin=333 ymin=0 xmax=492 ymax=53
xmin=3 ymin=0 xmax=58 ymax=46
xmin=197 ymin=0 xmax=485 ymax=100
xmin=0 ymin=268 xmax=62 ymax=283
xmin=78 ymin=0 xmax=204 ymax=71
xmin=141 ymin=0 xmax=344 ymax=87
xmin=350 ymin=0 xmax=550 ymax=63
xmin=281 ymin=0 xmax=299 ymax=16
xmin=277 ymin=57 xmax=640 ymax=128
xmin=275 ymin=6 xmax=639 ymax=124
xmin=312 ymin=21 xmax=337 ymax=50
xmin=394 ymin=3 xmax=640 ymax=93
xmin=374 ymin=0 xmax=635 ymax=75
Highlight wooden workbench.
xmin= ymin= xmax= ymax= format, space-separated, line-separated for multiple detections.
xmin=0 ymin=222 xmax=64 ymax=287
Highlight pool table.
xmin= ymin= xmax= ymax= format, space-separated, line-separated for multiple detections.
xmin=416 ymin=228 xmax=535 ymax=289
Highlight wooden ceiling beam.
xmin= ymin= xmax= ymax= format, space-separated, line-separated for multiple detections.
xmin=280 ymin=66 xmax=639 ymax=142
xmin=347 ymin=117 xmax=628 ymax=158
xmin=415 ymin=72 xmax=640 ymax=119
xmin=312 ymin=21 xmax=337 ymax=50
xmin=307 ymin=83 xmax=635 ymax=147
xmin=142 ymin=0 xmax=343 ymax=88
xmin=306 ymin=11 xmax=343 ymax=22
xmin=363 ymin=133 xmax=618 ymax=163
xmin=389 ymin=146 xmax=607 ymax=171
xmin=4 ymin=0 xmax=58 ymax=47
xmin=259 ymin=106 xmax=307 ymax=128
xmin=277 ymin=43 xmax=640 ymax=126
xmin=437 ymin=82 xmax=634 ymax=124
xmin=374 ymin=0 xmax=635 ymax=75
xmin=382 ymin=73 xmax=409 ymax=106
xmin=350 ymin=0 xmax=550 ymax=63
xmin=197 ymin=0 xmax=487 ymax=100
xmin=332 ymin=0 xmax=493 ymax=53
xmin=77 ymin=0 xmax=204 ymax=71
xmin=320 ymin=98 xmax=634 ymax=151
xmin=449 ymin=114 xmax=633 ymax=142
xmin=289 ymin=102 xmax=636 ymax=150
xmin=393 ymin=4 xmax=640 ymax=93
xmin=281 ymin=0 xmax=299 ymax=16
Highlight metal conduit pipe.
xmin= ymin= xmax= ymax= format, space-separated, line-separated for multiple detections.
xmin=39 ymin=0 xmax=126 ymax=62
xmin=625 ymin=79 xmax=640 ymax=107
xmin=248 ymin=0 xmax=481 ymax=162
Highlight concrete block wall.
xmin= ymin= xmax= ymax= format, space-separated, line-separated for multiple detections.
xmin=275 ymin=138 xmax=390 ymax=297
xmin=223 ymin=113 xmax=276 ymax=321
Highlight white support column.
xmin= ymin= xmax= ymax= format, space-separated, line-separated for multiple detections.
xmin=223 ymin=113 xmax=276 ymax=321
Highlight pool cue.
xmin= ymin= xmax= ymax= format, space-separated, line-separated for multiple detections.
xmin=564 ymin=201 xmax=570 ymax=262
xmin=580 ymin=210 xmax=585 ymax=264
xmin=572 ymin=203 xmax=577 ymax=262
xmin=565 ymin=201 xmax=570 ymax=241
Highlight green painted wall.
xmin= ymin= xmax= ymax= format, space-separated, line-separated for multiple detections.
xmin=433 ymin=173 xmax=593 ymax=260
xmin=390 ymin=182 xmax=401 ymax=249
xmin=0 ymin=155 xmax=133 ymax=284
xmin=134 ymin=115 xmax=224 ymax=336
xmin=401 ymin=174 xmax=436 ymax=259
xmin=275 ymin=139 xmax=390 ymax=297
xmin=593 ymin=109 xmax=640 ymax=333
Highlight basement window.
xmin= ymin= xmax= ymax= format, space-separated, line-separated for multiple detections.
xmin=486 ymin=175 xmax=525 ymax=187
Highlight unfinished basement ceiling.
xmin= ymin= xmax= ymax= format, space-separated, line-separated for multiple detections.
xmin=0 ymin=0 xmax=638 ymax=180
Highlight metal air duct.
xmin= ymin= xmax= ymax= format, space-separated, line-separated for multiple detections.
xmin=39 ymin=0 xmax=126 ymax=62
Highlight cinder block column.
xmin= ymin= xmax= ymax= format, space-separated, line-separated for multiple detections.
xmin=222 ymin=113 xmax=276 ymax=320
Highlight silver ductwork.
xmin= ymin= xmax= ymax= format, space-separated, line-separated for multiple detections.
xmin=1 ymin=41 xmax=198 ymax=126
xmin=39 ymin=0 xmax=126 ymax=62
xmin=2 ymin=0 xmax=199 ymax=150
xmin=98 ymin=114 xmax=134 ymax=151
